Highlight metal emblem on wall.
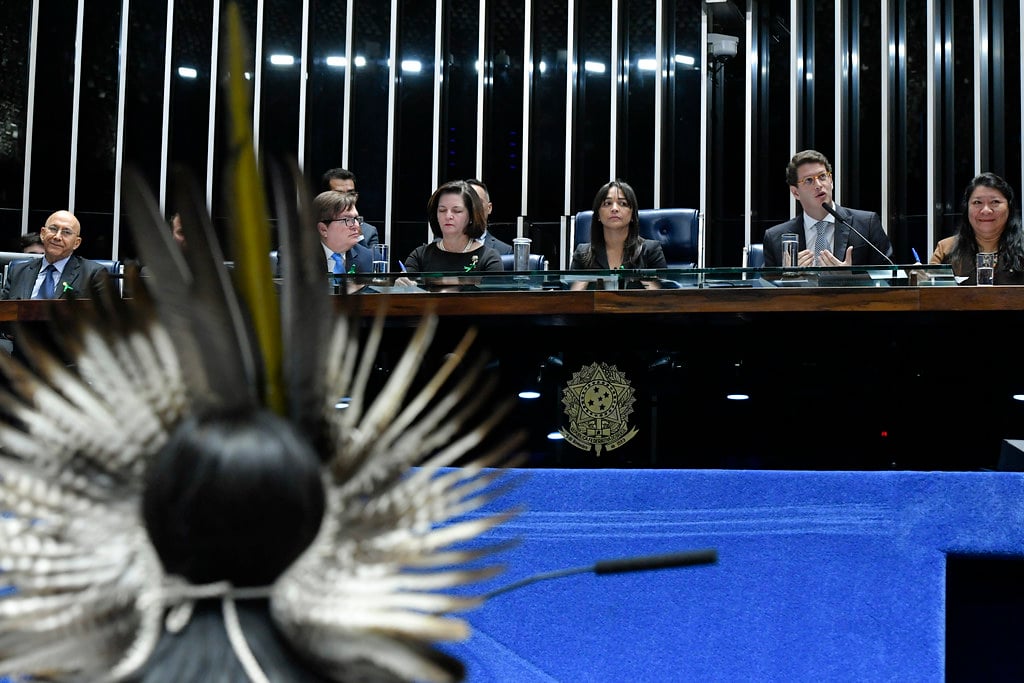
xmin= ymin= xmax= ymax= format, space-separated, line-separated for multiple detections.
xmin=560 ymin=362 xmax=639 ymax=455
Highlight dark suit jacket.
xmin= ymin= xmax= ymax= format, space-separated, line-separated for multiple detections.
xmin=762 ymin=205 xmax=893 ymax=267
xmin=1 ymin=254 xmax=108 ymax=300
xmin=334 ymin=242 xmax=375 ymax=274
xmin=481 ymin=231 xmax=513 ymax=255
xmin=570 ymin=239 xmax=667 ymax=269
xmin=361 ymin=223 xmax=380 ymax=248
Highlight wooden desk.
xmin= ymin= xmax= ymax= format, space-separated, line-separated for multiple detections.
xmin=4 ymin=286 xmax=1022 ymax=471
xmin=5 ymin=284 xmax=1022 ymax=321
xmin=356 ymin=284 xmax=1024 ymax=318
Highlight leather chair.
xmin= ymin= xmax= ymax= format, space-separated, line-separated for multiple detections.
xmin=742 ymin=243 xmax=765 ymax=268
xmin=0 ymin=251 xmax=42 ymax=289
xmin=93 ymin=259 xmax=121 ymax=275
xmin=92 ymin=259 xmax=123 ymax=296
xmin=573 ymin=208 xmax=699 ymax=268
xmin=639 ymin=208 xmax=699 ymax=268
xmin=500 ymin=253 xmax=547 ymax=271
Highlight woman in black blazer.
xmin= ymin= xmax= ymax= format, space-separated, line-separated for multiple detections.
xmin=570 ymin=180 xmax=666 ymax=289
xmin=570 ymin=179 xmax=667 ymax=270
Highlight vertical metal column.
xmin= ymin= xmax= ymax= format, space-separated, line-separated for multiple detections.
xmin=205 ymin=1 xmax=222 ymax=212
xmin=384 ymin=0 xmax=400 ymax=244
xmin=112 ymin=0 xmax=132 ymax=258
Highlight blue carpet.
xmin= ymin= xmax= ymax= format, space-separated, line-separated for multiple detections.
xmin=442 ymin=468 xmax=1024 ymax=682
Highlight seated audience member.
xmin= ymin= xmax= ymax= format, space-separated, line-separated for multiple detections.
xmin=762 ymin=149 xmax=892 ymax=267
xmin=401 ymin=180 xmax=503 ymax=275
xmin=169 ymin=211 xmax=187 ymax=248
xmin=1 ymin=209 xmax=107 ymax=300
xmin=569 ymin=180 xmax=666 ymax=291
xmin=20 ymin=232 xmax=45 ymax=254
xmin=134 ymin=212 xmax=186 ymax=285
xmin=929 ymin=172 xmax=1024 ymax=285
xmin=315 ymin=190 xmax=373 ymax=276
xmin=465 ymin=178 xmax=513 ymax=255
xmin=321 ymin=167 xmax=379 ymax=247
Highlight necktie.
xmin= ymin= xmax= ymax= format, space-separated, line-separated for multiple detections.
xmin=813 ymin=220 xmax=830 ymax=266
xmin=37 ymin=264 xmax=58 ymax=299
xmin=331 ymin=252 xmax=344 ymax=274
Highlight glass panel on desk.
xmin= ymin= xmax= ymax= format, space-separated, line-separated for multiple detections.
xmin=329 ymin=264 xmax=958 ymax=292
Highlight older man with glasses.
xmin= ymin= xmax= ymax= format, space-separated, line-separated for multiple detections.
xmin=320 ymin=168 xmax=379 ymax=248
xmin=762 ymin=149 xmax=893 ymax=268
xmin=315 ymin=191 xmax=373 ymax=276
xmin=1 ymin=209 xmax=107 ymax=300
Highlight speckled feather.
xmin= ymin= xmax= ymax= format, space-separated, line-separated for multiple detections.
xmin=0 ymin=6 xmax=519 ymax=682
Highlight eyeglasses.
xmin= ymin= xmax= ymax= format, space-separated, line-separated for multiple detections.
xmin=798 ymin=171 xmax=832 ymax=187
xmin=327 ymin=216 xmax=363 ymax=227
xmin=42 ymin=225 xmax=78 ymax=238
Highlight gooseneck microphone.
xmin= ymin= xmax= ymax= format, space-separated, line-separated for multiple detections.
xmin=820 ymin=202 xmax=894 ymax=266
xmin=483 ymin=548 xmax=718 ymax=600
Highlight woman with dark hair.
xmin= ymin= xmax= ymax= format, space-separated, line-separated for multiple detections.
xmin=402 ymin=180 xmax=503 ymax=273
xmin=570 ymin=180 xmax=666 ymax=270
xmin=930 ymin=172 xmax=1024 ymax=284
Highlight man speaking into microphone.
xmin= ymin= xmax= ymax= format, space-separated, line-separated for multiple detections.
xmin=763 ymin=149 xmax=893 ymax=267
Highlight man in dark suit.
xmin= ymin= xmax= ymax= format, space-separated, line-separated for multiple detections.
xmin=1 ymin=210 xmax=107 ymax=300
xmin=315 ymin=191 xmax=373 ymax=275
xmin=1 ymin=209 xmax=108 ymax=356
xmin=321 ymin=168 xmax=379 ymax=247
xmin=762 ymin=150 xmax=892 ymax=267
xmin=466 ymin=178 xmax=513 ymax=255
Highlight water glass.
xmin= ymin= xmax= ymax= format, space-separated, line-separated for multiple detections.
xmin=781 ymin=233 xmax=799 ymax=268
xmin=976 ymin=252 xmax=995 ymax=286
xmin=513 ymin=237 xmax=532 ymax=271
xmin=373 ymin=244 xmax=389 ymax=274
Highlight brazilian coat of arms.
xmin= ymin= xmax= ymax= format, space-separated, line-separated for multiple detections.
xmin=559 ymin=362 xmax=638 ymax=455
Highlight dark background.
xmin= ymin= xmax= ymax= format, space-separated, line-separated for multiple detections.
xmin=0 ymin=1 xmax=1019 ymax=270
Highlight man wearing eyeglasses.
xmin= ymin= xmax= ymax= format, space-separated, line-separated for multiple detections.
xmin=321 ymin=168 xmax=379 ymax=248
xmin=1 ymin=209 xmax=107 ymax=300
xmin=762 ymin=149 xmax=892 ymax=267
xmin=315 ymin=191 xmax=373 ymax=276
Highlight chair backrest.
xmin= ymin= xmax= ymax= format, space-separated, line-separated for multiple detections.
xmin=743 ymin=243 xmax=765 ymax=268
xmin=92 ymin=259 xmax=123 ymax=296
xmin=638 ymin=208 xmax=699 ymax=267
xmin=574 ymin=211 xmax=595 ymax=245
xmin=0 ymin=251 xmax=43 ymax=289
xmin=92 ymin=259 xmax=121 ymax=275
xmin=573 ymin=208 xmax=699 ymax=268
xmin=500 ymin=253 xmax=547 ymax=271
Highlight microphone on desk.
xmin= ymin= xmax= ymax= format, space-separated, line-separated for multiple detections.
xmin=820 ymin=202 xmax=895 ymax=266
xmin=483 ymin=548 xmax=718 ymax=600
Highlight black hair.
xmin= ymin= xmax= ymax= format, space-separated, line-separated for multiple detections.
xmin=321 ymin=167 xmax=355 ymax=191
xmin=136 ymin=408 xmax=329 ymax=680
xmin=142 ymin=408 xmax=325 ymax=587
xmin=577 ymin=179 xmax=642 ymax=268
xmin=464 ymin=178 xmax=489 ymax=200
xmin=947 ymin=172 xmax=1024 ymax=275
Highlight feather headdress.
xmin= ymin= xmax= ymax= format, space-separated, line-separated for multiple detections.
xmin=0 ymin=4 xmax=520 ymax=681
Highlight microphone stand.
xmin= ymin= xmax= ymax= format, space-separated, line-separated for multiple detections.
xmin=483 ymin=548 xmax=718 ymax=600
xmin=820 ymin=202 xmax=895 ymax=267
